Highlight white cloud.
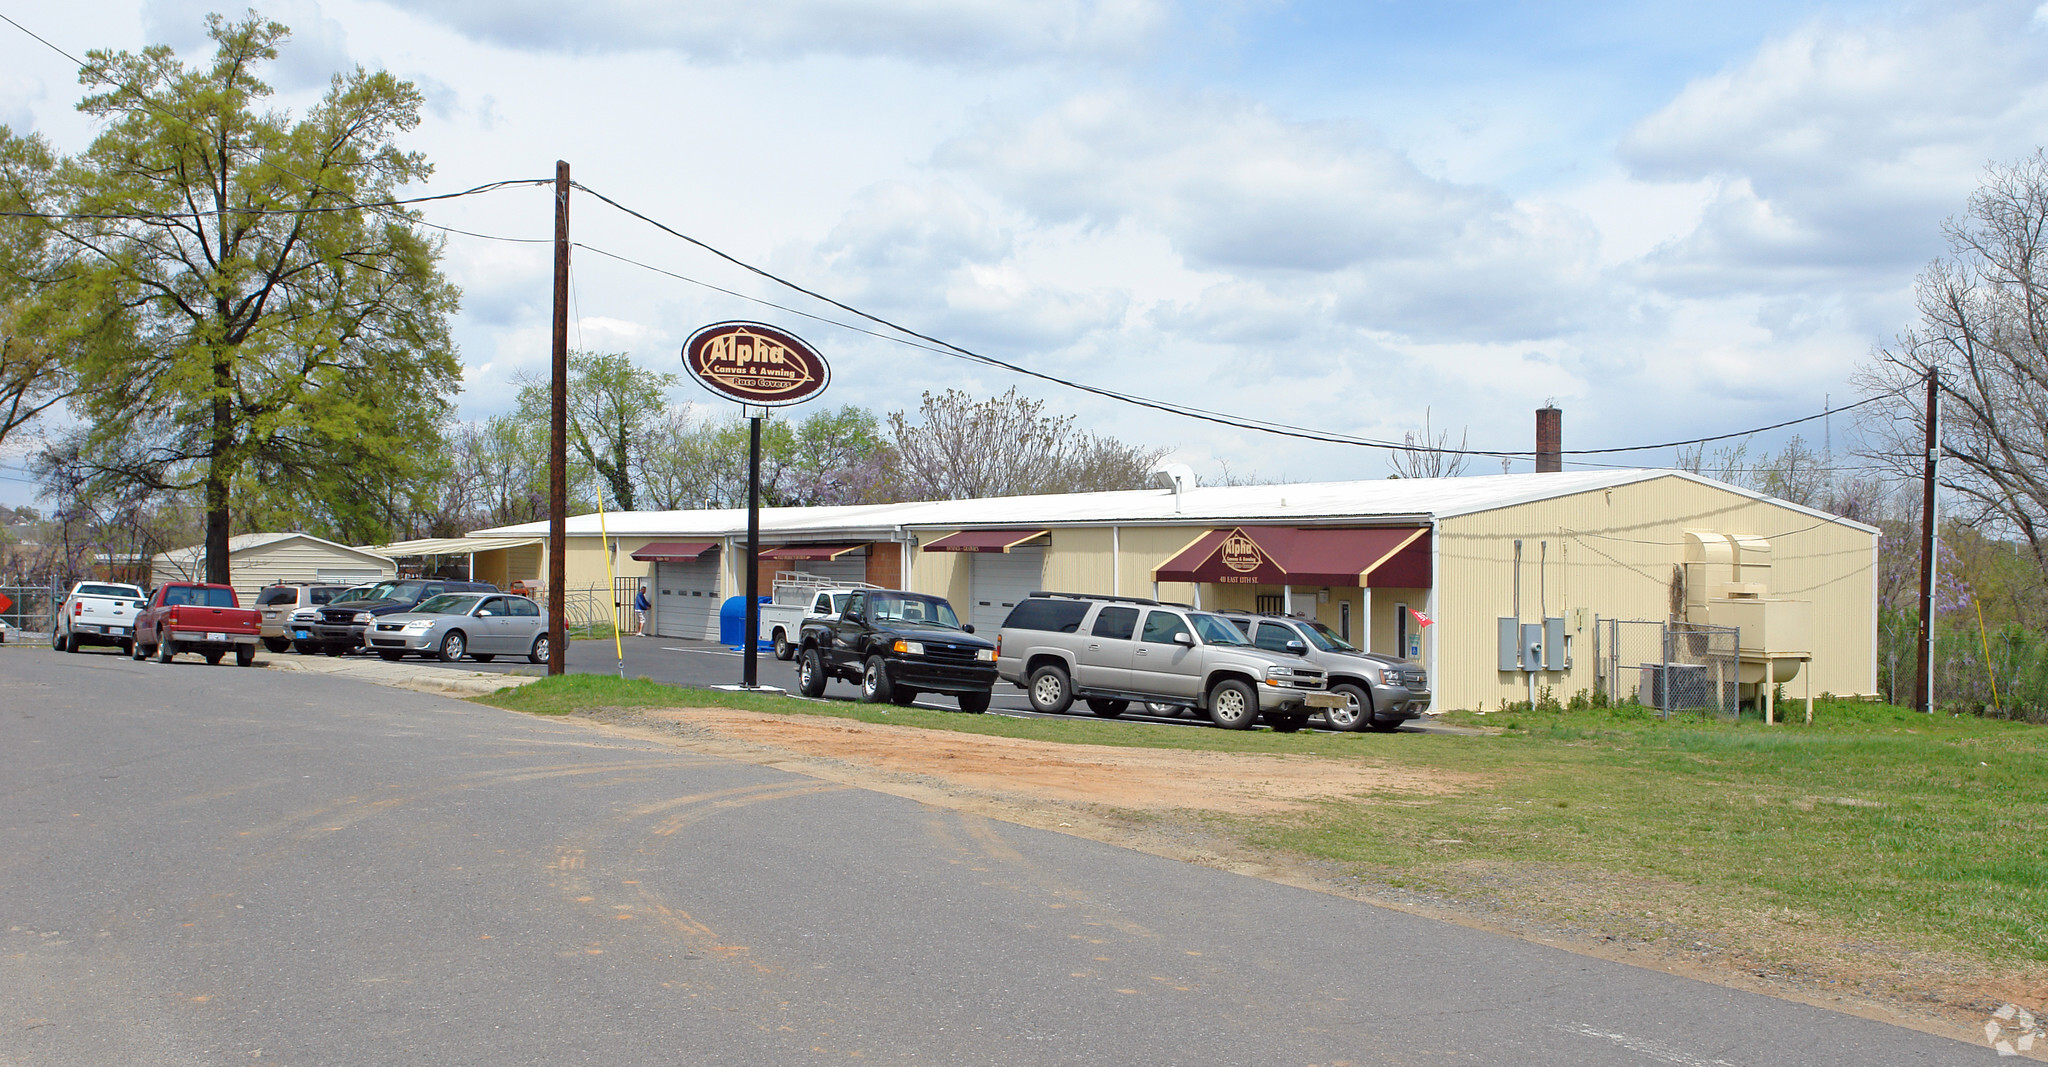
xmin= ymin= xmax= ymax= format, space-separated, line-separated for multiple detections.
xmin=375 ymin=0 xmax=1170 ymax=64
xmin=1620 ymin=1 xmax=2048 ymax=294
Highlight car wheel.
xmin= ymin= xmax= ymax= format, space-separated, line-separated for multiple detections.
xmin=891 ymin=688 xmax=919 ymax=707
xmin=131 ymin=640 xmax=148 ymax=661
xmin=1207 ymin=679 xmax=1258 ymax=730
xmin=1026 ymin=664 xmax=1074 ymax=714
xmin=157 ymin=635 xmax=177 ymax=664
xmin=120 ymin=639 xmax=134 ymax=657
xmin=1086 ymin=698 xmax=1128 ymax=718
xmin=860 ymin=655 xmax=894 ymax=704
xmin=958 ymin=690 xmax=991 ymax=714
xmin=797 ymin=647 xmax=827 ymax=698
xmin=472 ymin=654 xmax=495 ymax=663
xmin=263 ymin=637 xmax=290 ymax=653
xmin=322 ymin=645 xmax=344 ymax=657
xmin=1325 ymin=683 xmax=1370 ymax=732
xmin=66 ymin=632 xmax=84 ymax=654
xmin=772 ymin=629 xmax=794 ymax=661
xmin=51 ymin=629 xmax=66 ymax=652
xmin=235 ymin=645 xmax=256 ymax=667
xmin=378 ymin=650 xmax=405 ymax=661
xmin=437 ymin=631 xmax=466 ymax=663
xmin=203 ymin=651 xmax=224 ymax=665
xmin=528 ymin=633 xmax=551 ymax=665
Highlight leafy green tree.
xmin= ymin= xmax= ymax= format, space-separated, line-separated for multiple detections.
xmin=41 ymin=15 xmax=459 ymax=579
xmin=516 ymin=350 xmax=677 ymax=513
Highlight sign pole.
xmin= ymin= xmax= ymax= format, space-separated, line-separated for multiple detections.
xmin=743 ymin=409 xmax=763 ymax=688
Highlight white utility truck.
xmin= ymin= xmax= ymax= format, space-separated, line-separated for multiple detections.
xmin=760 ymin=571 xmax=878 ymax=661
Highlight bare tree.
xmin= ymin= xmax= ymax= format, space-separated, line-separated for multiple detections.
xmin=1387 ymin=408 xmax=1470 ymax=478
xmin=888 ymin=388 xmax=1165 ymax=499
xmin=1857 ymin=150 xmax=2048 ymax=569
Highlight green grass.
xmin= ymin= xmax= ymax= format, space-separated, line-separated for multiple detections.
xmin=476 ymin=678 xmax=2048 ymax=965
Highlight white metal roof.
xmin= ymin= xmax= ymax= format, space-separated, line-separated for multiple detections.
xmin=154 ymin=532 xmax=398 ymax=568
xmin=466 ymin=469 xmax=1878 ymax=540
xmin=372 ymin=535 xmax=545 ymax=557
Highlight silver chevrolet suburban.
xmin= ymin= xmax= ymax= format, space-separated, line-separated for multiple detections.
xmin=995 ymin=592 xmax=1337 ymax=731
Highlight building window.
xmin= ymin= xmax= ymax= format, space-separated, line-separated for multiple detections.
xmin=1255 ymin=594 xmax=1284 ymax=614
xmin=1339 ymin=600 xmax=1351 ymax=643
xmin=1395 ymin=602 xmax=1410 ymax=661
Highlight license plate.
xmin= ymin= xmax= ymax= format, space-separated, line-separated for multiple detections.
xmin=1306 ymin=692 xmax=1346 ymax=708
xmin=207 ymin=632 xmax=227 ymax=642
xmin=293 ymin=630 xmax=310 ymax=639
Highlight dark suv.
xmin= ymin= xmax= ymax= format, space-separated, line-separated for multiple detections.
xmin=1219 ymin=611 xmax=1430 ymax=732
xmin=795 ymin=589 xmax=996 ymax=713
xmin=307 ymin=578 xmax=499 ymax=655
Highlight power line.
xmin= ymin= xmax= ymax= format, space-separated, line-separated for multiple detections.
xmin=569 ymin=186 xmax=1906 ymax=458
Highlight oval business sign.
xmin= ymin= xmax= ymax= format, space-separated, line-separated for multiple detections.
xmin=682 ymin=322 xmax=830 ymax=407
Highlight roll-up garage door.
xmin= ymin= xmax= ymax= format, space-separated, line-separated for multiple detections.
xmin=655 ymin=552 xmax=721 ymax=640
xmin=968 ymin=547 xmax=1043 ymax=635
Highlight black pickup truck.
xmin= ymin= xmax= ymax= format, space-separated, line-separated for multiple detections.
xmin=795 ymin=588 xmax=997 ymax=713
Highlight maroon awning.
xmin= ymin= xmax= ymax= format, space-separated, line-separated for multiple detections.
xmin=631 ymin=541 xmax=717 ymax=562
xmin=921 ymin=529 xmax=1050 ymax=553
xmin=1151 ymin=527 xmax=1430 ymax=588
xmin=759 ymin=543 xmax=868 ymax=561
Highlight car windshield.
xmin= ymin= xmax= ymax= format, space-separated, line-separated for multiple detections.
xmin=1190 ymin=613 xmax=1249 ymax=645
xmin=414 ymin=594 xmax=482 ymax=615
xmin=869 ymin=593 xmax=961 ymax=630
xmin=1300 ymin=619 xmax=1360 ymax=652
xmin=356 ymin=580 xmax=425 ymax=603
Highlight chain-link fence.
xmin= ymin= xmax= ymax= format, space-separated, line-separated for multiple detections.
xmin=1595 ymin=619 xmax=1741 ymax=720
xmin=0 ymin=580 xmax=63 ymax=637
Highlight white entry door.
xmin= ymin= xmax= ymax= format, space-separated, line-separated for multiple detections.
xmin=655 ymin=554 xmax=721 ymax=640
xmin=968 ymin=548 xmax=1043 ymax=635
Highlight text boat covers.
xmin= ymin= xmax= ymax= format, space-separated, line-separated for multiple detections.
xmin=1152 ymin=526 xmax=1431 ymax=587
xmin=920 ymin=529 xmax=1050 ymax=553
xmin=630 ymin=541 xmax=718 ymax=562
xmin=758 ymin=543 xmax=868 ymax=561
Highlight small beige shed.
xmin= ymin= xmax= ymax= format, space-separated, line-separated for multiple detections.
xmin=151 ymin=533 xmax=397 ymax=607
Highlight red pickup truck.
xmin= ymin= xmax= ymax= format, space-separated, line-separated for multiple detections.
xmin=132 ymin=582 xmax=264 ymax=666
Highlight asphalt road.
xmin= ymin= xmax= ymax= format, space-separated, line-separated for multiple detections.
xmin=0 ymin=646 xmax=1987 ymax=1065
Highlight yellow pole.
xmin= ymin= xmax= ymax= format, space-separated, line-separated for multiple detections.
xmin=595 ymin=481 xmax=625 ymax=679
xmin=1975 ymin=598 xmax=2002 ymax=716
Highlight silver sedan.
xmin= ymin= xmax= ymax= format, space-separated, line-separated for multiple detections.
xmin=365 ymin=593 xmax=552 ymax=664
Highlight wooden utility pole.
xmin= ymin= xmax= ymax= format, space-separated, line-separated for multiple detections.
xmin=1913 ymin=368 xmax=1939 ymax=712
xmin=548 ymin=161 xmax=570 ymax=676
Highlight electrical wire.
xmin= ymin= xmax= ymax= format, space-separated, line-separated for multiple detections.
xmin=570 ymin=224 xmax=1905 ymax=460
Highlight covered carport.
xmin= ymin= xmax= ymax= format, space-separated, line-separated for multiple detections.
xmin=1151 ymin=525 xmax=1431 ymax=659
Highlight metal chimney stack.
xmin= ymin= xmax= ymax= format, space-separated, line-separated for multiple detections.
xmin=1535 ymin=405 xmax=1562 ymax=473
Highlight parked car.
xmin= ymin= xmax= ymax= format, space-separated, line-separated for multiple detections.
xmin=1218 ymin=611 xmax=1430 ymax=732
xmin=252 ymin=583 xmax=353 ymax=653
xmin=284 ymin=584 xmax=372 ymax=654
xmin=307 ymin=578 xmax=499 ymax=655
xmin=132 ymin=582 xmax=263 ymax=666
xmin=995 ymin=592 xmax=1336 ymax=731
xmin=796 ymin=589 xmax=996 ymax=713
xmin=52 ymin=581 xmax=147 ymax=655
xmin=365 ymin=592 xmax=551 ymax=664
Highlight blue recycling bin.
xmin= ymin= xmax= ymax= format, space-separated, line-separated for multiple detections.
xmin=719 ymin=595 xmax=772 ymax=649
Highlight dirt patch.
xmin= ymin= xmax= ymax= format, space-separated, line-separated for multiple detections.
xmin=640 ymin=707 xmax=1470 ymax=813
xmin=567 ymin=704 xmax=2047 ymax=1058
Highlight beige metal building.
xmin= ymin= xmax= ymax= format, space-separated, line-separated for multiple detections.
xmin=467 ymin=469 xmax=1878 ymax=711
xmin=151 ymin=533 xmax=397 ymax=607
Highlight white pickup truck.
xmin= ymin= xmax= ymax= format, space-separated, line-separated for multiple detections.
xmin=52 ymin=581 xmax=148 ymax=655
xmin=761 ymin=571 xmax=878 ymax=661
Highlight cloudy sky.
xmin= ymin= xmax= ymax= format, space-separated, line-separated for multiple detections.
xmin=6 ymin=0 xmax=2048 ymax=504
